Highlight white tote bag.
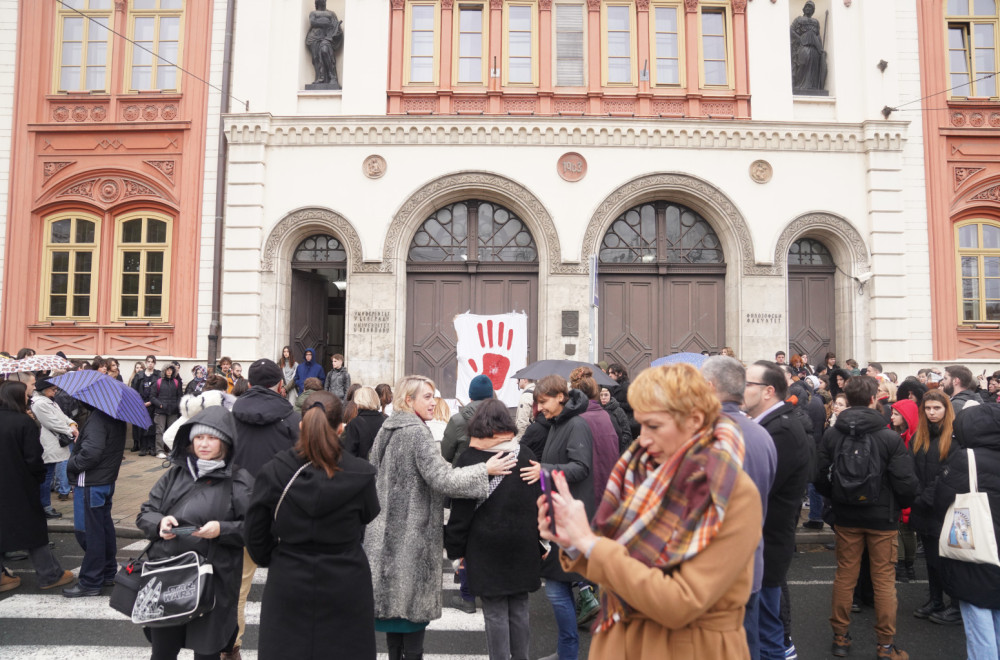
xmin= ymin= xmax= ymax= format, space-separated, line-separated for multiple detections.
xmin=939 ymin=448 xmax=1000 ymax=567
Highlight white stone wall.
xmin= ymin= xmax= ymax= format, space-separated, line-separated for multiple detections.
xmin=0 ymin=0 xmax=18 ymax=332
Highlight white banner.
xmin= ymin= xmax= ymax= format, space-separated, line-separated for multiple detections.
xmin=454 ymin=312 xmax=528 ymax=407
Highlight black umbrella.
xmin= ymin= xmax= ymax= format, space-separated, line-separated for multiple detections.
xmin=511 ymin=360 xmax=617 ymax=387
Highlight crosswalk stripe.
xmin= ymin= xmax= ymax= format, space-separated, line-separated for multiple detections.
xmin=1 ymin=648 xmax=488 ymax=660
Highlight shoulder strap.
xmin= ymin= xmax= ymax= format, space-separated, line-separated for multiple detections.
xmin=968 ymin=448 xmax=979 ymax=493
xmin=275 ymin=462 xmax=312 ymax=523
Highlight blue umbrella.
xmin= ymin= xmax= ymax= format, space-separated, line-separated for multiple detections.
xmin=49 ymin=370 xmax=153 ymax=429
xmin=651 ymin=352 xmax=708 ymax=370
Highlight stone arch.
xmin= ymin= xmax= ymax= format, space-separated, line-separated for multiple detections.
xmin=382 ymin=171 xmax=560 ymax=273
xmin=580 ymin=172 xmax=754 ymax=274
xmin=771 ymin=211 xmax=871 ymax=275
xmin=261 ymin=206 xmax=364 ymax=272
xmin=34 ymin=167 xmax=177 ymax=211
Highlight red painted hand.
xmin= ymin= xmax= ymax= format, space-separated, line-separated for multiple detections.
xmin=467 ymin=319 xmax=515 ymax=391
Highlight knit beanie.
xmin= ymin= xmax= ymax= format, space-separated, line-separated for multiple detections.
xmin=468 ymin=374 xmax=494 ymax=401
xmin=189 ymin=422 xmax=233 ymax=446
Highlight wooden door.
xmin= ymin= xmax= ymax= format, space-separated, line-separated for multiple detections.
xmin=788 ymin=268 xmax=835 ymax=359
xmin=290 ymin=269 xmax=328 ymax=366
xmin=663 ymin=275 xmax=725 ymax=354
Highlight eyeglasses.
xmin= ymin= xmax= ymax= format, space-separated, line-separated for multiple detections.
xmin=745 ymin=381 xmax=769 ymax=388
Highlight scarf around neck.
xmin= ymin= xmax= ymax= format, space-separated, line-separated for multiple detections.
xmin=186 ymin=455 xmax=226 ymax=480
xmin=590 ymin=414 xmax=745 ymax=633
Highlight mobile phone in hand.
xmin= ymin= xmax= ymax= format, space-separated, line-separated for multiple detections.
xmin=539 ymin=469 xmax=557 ymax=536
xmin=171 ymin=526 xmax=198 ymax=536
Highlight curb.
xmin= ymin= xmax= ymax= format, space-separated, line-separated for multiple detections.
xmin=48 ymin=519 xmax=145 ymax=540
xmin=795 ymin=530 xmax=836 ymax=546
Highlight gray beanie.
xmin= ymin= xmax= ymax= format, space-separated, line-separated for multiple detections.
xmin=189 ymin=422 xmax=233 ymax=446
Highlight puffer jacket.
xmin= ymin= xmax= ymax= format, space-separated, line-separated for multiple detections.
xmin=66 ymin=408 xmax=127 ymax=486
xmin=324 ymin=366 xmax=351 ymax=400
xmin=441 ymin=398 xmax=488 ymax=465
xmin=294 ymin=350 xmax=326 ymax=394
xmin=151 ymin=374 xmax=183 ymax=416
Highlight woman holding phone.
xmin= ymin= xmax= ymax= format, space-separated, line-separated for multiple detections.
xmin=537 ymin=364 xmax=762 ymax=659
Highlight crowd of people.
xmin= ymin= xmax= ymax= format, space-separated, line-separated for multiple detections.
xmin=2 ymin=344 xmax=1000 ymax=660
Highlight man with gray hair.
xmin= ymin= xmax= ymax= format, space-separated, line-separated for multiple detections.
xmin=702 ymin=356 xmax=777 ymax=660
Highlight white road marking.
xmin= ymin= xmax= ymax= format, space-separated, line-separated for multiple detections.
xmin=0 ymin=649 xmax=487 ymax=660
xmin=787 ymin=579 xmax=928 ymax=585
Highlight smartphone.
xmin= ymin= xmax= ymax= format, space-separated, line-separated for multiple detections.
xmin=539 ymin=469 xmax=557 ymax=536
xmin=171 ymin=526 xmax=198 ymax=536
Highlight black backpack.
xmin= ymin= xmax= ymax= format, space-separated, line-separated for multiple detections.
xmin=831 ymin=422 xmax=882 ymax=506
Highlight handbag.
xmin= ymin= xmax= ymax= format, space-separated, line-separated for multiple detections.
xmin=131 ymin=549 xmax=216 ymax=627
xmin=938 ymin=448 xmax=1000 ymax=567
xmin=57 ymin=432 xmax=74 ymax=447
xmin=109 ymin=543 xmax=151 ymax=617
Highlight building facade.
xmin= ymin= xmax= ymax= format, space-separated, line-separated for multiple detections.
xmin=218 ymin=0 xmax=933 ymax=395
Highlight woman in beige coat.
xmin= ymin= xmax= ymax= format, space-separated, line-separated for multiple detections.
xmin=538 ymin=363 xmax=762 ymax=660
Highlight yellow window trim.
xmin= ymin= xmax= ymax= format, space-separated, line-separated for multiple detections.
xmin=649 ymin=1 xmax=685 ymax=87
xmin=955 ymin=219 xmax=1000 ymax=324
xmin=111 ymin=212 xmax=172 ymax=323
xmin=124 ymin=0 xmax=185 ymax=93
xmin=52 ymin=4 xmax=114 ymax=94
xmin=502 ymin=1 xmax=539 ymax=87
xmin=552 ymin=1 xmax=588 ymax=88
xmin=944 ymin=8 xmax=1000 ymax=100
xmin=404 ymin=1 xmax=441 ymax=86
xmin=696 ymin=3 xmax=734 ymax=90
xmin=602 ymin=2 xmax=638 ymax=87
xmin=452 ymin=2 xmax=491 ymax=86
xmin=40 ymin=212 xmax=102 ymax=322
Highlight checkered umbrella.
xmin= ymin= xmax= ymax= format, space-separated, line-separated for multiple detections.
xmin=0 ymin=354 xmax=73 ymax=374
xmin=50 ymin=370 xmax=153 ymax=429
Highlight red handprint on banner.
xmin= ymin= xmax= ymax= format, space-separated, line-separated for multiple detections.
xmin=467 ymin=319 xmax=515 ymax=392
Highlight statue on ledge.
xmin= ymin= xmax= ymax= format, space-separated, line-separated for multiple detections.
xmin=306 ymin=0 xmax=344 ymax=90
xmin=790 ymin=1 xmax=828 ymax=96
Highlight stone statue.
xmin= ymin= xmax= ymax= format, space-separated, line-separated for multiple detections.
xmin=790 ymin=1 xmax=828 ymax=95
xmin=306 ymin=0 xmax=344 ymax=90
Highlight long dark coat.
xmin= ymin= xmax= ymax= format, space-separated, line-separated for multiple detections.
xmin=0 ymin=409 xmax=48 ymax=552
xmin=245 ymin=448 xmax=380 ymax=659
xmin=341 ymin=409 xmax=386 ymax=461
xmin=135 ymin=408 xmax=253 ymax=656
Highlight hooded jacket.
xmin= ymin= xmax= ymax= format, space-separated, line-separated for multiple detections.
xmin=951 ymin=388 xmax=983 ymax=413
xmin=891 ymin=399 xmax=919 ymax=524
xmin=294 ymin=350 xmax=326 ymax=394
xmin=67 ymin=408 xmax=127 ymax=486
xmin=231 ymin=385 xmax=301 ymax=478
xmin=151 ymin=370 xmax=183 ymax=416
xmin=441 ymin=398 xmax=488 ymax=465
xmin=814 ymin=406 xmax=919 ymax=531
xmin=519 ymin=411 xmax=551 ymax=458
xmin=935 ymin=403 xmax=1000 ymax=609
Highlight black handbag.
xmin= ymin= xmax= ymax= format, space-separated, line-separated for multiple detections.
xmin=109 ymin=545 xmax=150 ymax=617
xmin=56 ymin=432 xmax=74 ymax=447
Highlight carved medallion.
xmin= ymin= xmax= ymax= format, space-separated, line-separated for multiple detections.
xmin=52 ymin=106 xmax=70 ymax=122
xmin=971 ymin=112 xmax=986 ymax=127
xmin=749 ymin=159 xmax=773 ymax=184
xmin=90 ymin=106 xmax=107 ymax=121
xmin=363 ymin=155 xmax=387 ymax=179
xmin=991 ymin=113 xmax=1000 ymax=127
xmin=557 ymin=152 xmax=587 ymax=182
xmin=142 ymin=105 xmax=159 ymax=121
xmin=161 ymin=104 xmax=177 ymax=120
xmin=952 ymin=112 xmax=967 ymax=127
xmin=123 ymin=105 xmax=140 ymax=121
xmin=72 ymin=106 xmax=88 ymax=122
xmin=98 ymin=179 xmax=121 ymax=203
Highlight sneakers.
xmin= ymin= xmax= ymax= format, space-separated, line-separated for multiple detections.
xmin=831 ymin=632 xmax=851 ymax=657
xmin=913 ymin=599 xmax=945 ymax=619
xmin=876 ymin=643 xmax=909 ymax=659
xmin=156 ymin=452 xmax=167 ymax=459
xmin=802 ymin=520 xmax=825 ymax=530
xmin=40 ymin=570 xmax=75 ymax=590
xmin=851 ymin=598 xmax=862 ymax=613
xmin=784 ymin=640 xmax=798 ymax=659
xmin=0 ymin=571 xmax=20 ymax=593
xmin=43 ymin=506 xmax=62 ymax=519
xmin=928 ymin=604 xmax=963 ymax=625
xmin=576 ymin=585 xmax=600 ymax=627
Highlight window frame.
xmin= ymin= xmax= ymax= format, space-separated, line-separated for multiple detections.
xmin=649 ymin=1 xmax=685 ymax=87
xmin=553 ymin=1 xmax=587 ymax=88
xmin=946 ymin=1 xmax=1000 ymax=99
xmin=125 ymin=0 xmax=186 ymax=93
xmin=40 ymin=212 xmax=102 ymax=322
xmin=956 ymin=218 xmax=1000 ymax=324
xmin=111 ymin=212 xmax=173 ymax=323
xmin=697 ymin=3 xmax=734 ymax=90
xmin=453 ymin=2 xmax=490 ymax=86
xmin=602 ymin=1 xmax=638 ymax=86
xmin=404 ymin=1 xmax=441 ymax=85
xmin=503 ymin=1 xmax=539 ymax=86
xmin=53 ymin=0 xmax=114 ymax=94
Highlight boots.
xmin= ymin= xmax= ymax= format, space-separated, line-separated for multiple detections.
xmin=929 ymin=604 xmax=963 ymax=625
xmin=831 ymin=632 xmax=851 ymax=657
xmin=576 ymin=585 xmax=600 ymax=627
xmin=913 ymin=598 xmax=945 ymax=619
xmin=876 ymin=643 xmax=909 ymax=659
xmin=905 ymin=561 xmax=916 ymax=582
xmin=895 ymin=561 xmax=908 ymax=583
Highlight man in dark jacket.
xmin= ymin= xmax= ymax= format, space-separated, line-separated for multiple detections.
xmin=814 ymin=375 xmax=919 ymax=660
xmin=607 ymin=363 xmax=637 ymax=436
xmin=441 ymin=375 xmax=493 ymax=465
xmin=133 ymin=355 xmax=160 ymax=456
xmin=231 ymin=358 xmax=301 ymax=652
xmin=64 ymin=408 xmax=127 ymax=597
xmin=743 ymin=360 xmax=813 ymax=660
xmin=151 ymin=364 xmax=183 ymax=459
xmin=944 ymin=364 xmax=983 ymax=413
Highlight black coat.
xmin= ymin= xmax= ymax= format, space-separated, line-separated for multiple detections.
xmin=342 ymin=409 xmax=385 ymax=461
xmin=610 ymin=377 xmax=637 ymax=436
xmin=759 ymin=401 xmax=814 ymax=587
xmin=519 ymin=412 xmax=550 ymax=458
xmin=445 ymin=445 xmax=542 ymax=597
xmin=245 ymin=448 xmax=380 ymax=660
xmin=935 ymin=403 xmax=1000 ymax=609
xmin=0 ymin=409 xmax=48 ymax=552
xmin=601 ymin=396 xmax=633 ymax=454
xmin=151 ymin=376 xmax=183 ymax=416
xmin=231 ymin=386 xmax=301 ymax=478
xmin=814 ymin=406 xmax=919 ymax=531
xmin=67 ymin=408 xmax=126 ymax=486
xmin=909 ymin=423 xmax=947 ymax=537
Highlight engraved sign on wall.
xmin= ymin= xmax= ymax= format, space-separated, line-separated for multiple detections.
xmin=557 ymin=152 xmax=587 ymax=182
xmin=353 ymin=310 xmax=391 ymax=333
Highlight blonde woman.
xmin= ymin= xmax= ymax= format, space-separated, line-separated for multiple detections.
xmin=425 ymin=397 xmax=451 ymax=444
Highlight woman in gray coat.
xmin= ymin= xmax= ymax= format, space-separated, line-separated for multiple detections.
xmin=363 ymin=375 xmax=517 ymax=660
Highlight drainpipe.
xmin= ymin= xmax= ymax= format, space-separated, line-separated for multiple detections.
xmin=208 ymin=0 xmax=237 ymax=371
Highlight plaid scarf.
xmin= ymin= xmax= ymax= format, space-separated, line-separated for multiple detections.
xmin=590 ymin=414 xmax=745 ymax=633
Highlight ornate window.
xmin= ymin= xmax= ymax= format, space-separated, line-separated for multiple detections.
xmin=948 ymin=0 xmax=999 ymax=98
xmin=957 ymin=220 xmax=1000 ymax=322
xmin=127 ymin=0 xmax=184 ymax=92
xmin=554 ymin=2 xmax=586 ymax=86
xmin=41 ymin=214 xmax=101 ymax=320
xmin=599 ymin=201 xmax=724 ymax=265
xmin=293 ymin=234 xmax=347 ymax=265
xmin=788 ymin=238 xmax=834 ymax=266
xmin=699 ymin=6 xmax=731 ymax=87
xmin=603 ymin=3 xmax=636 ymax=85
xmin=455 ymin=3 xmax=489 ymax=84
xmin=406 ymin=3 xmax=439 ymax=84
xmin=114 ymin=214 xmax=171 ymax=321
xmin=651 ymin=3 xmax=683 ymax=86
xmin=409 ymin=201 xmax=537 ymax=263
xmin=505 ymin=3 xmax=537 ymax=85
xmin=55 ymin=0 xmax=113 ymax=93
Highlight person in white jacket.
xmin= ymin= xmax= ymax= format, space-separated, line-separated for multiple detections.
xmin=31 ymin=380 xmax=78 ymax=516
xmin=514 ymin=379 xmax=535 ymax=439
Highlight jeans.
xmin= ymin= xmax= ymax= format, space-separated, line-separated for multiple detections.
xmin=807 ymin=484 xmax=824 ymax=521
xmin=543 ymin=579 xmax=579 ymax=660
xmin=40 ymin=463 xmax=55 ymax=508
xmin=830 ymin=526 xmax=898 ymax=645
xmin=54 ymin=460 xmax=70 ymax=496
xmin=482 ymin=593 xmax=530 ymax=660
xmin=744 ymin=590 xmax=761 ymax=660
xmin=0 ymin=543 xmax=63 ymax=586
xmin=758 ymin=585 xmax=785 ymax=660
xmin=73 ymin=484 xmax=118 ymax=589
xmin=960 ymin=600 xmax=1000 ymax=660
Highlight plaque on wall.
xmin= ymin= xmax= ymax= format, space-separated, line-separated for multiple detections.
xmin=557 ymin=153 xmax=587 ymax=182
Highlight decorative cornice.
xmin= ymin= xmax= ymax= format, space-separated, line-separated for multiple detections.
xmin=144 ymin=160 xmax=175 ymax=183
xmin=261 ymin=207 xmax=367 ymax=273
xmin=538 ymin=0 xmax=552 ymax=9
xmin=390 ymin=0 xmax=405 ymax=9
xmin=42 ymin=161 xmax=74 ymax=183
xmin=223 ymin=115 xmax=908 ymax=155
xmin=764 ymin=213 xmax=870 ymax=277
xmin=732 ymin=0 xmax=747 ymax=13
xmin=635 ymin=0 xmax=650 ymax=10
xmin=971 ymin=185 xmax=1000 ymax=203
xmin=684 ymin=0 xmax=699 ymax=12
xmin=49 ymin=175 xmax=168 ymax=207
xmin=955 ymin=167 xmax=984 ymax=190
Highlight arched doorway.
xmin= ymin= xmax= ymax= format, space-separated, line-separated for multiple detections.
xmin=598 ymin=201 xmax=726 ymax=376
xmin=787 ymin=237 xmax=835 ymax=360
xmin=289 ymin=233 xmax=347 ymax=366
xmin=406 ymin=200 xmax=538 ymax=397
